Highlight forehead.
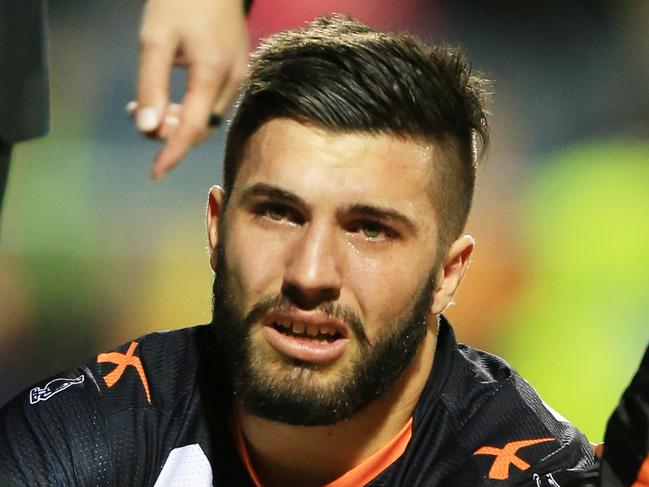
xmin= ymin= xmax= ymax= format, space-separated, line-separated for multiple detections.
xmin=232 ymin=118 xmax=437 ymax=220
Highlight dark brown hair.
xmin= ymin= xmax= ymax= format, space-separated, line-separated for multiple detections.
xmin=223 ymin=15 xmax=491 ymax=248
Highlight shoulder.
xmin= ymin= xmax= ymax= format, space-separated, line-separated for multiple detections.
xmin=440 ymin=343 xmax=595 ymax=484
xmin=90 ymin=324 xmax=214 ymax=412
xmin=0 ymin=324 xmax=218 ymax=485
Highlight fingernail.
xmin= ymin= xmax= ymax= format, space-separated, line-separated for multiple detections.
xmin=159 ymin=115 xmax=180 ymax=139
xmin=164 ymin=115 xmax=180 ymax=126
xmin=125 ymin=101 xmax=137 ymax=114
xmin=137 ymin=107 xmax=160 ymax=132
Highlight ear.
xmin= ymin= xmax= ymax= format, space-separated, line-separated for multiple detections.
xmin=431 ymin=235 xmax=475 ymax=315
xmin=206 ymin=185 xmax=225 ymax=271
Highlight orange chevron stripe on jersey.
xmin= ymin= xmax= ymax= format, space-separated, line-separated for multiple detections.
xmin=632 ymin=453 xmax=649 ymax=487
xmin=97 ymin=341 xmax=151 ymax=404
xmin=474 ymin=438 xmax=554 ymax=480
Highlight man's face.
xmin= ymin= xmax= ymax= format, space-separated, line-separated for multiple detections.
xmin=211 ymin=118 xmax=444 ymax=425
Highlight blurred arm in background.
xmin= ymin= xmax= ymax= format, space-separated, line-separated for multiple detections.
xmin=0 ymin=0 xmax=251 ymax=219
xmin=132 ymin=0 xmax=252 ymax=180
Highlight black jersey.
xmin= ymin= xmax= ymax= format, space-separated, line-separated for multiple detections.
xmin=599 ymin=345 xmax=649 ymax=487
xmin=0 ymin=319 xmax=595 ymax=486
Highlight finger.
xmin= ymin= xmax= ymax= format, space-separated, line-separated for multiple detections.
xmin=128 ymin=101 xmax=183 ymax=140
xmin=151 ymin=129 xmax=194 ymax=180
xmin=211 ymin=58 xmax=248 ymax=116
xmin=152 ymin=60 xmax=226 ymax=178
xmin=181 ymin=56 xmax=228 ymax=128
xmin=157 ymin=104 xmax=183 ymax=139
xmin=166 ymin=102 xmax=182 ymax=118
xmin=151 ymin=116 xmax=206 ymax=179
xmin=136 ymin=27 xmax=176 ymax=132
xmin=158 ymin=114 xmax=181 ymax=139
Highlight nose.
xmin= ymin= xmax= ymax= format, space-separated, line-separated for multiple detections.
xmin=282 ymin=221 xmax=342 ymax=309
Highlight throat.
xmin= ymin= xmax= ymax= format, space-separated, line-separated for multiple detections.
xmin=235 ymin=409 xmax=414 ymax=487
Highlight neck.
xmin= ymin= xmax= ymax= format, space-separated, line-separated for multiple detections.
xmin=237 ymin=327 xmax=437 ymax=487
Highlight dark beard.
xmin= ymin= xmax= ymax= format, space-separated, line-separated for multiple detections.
xmin=211 ymin=243 xmax=438 ymax=426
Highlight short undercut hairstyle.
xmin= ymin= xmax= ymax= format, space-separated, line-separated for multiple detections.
xmin=223 ymin=15 xmax=491 ymax=249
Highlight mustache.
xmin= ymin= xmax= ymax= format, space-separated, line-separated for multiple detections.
xmin=244 ymin=294 xmax=370 ymax=347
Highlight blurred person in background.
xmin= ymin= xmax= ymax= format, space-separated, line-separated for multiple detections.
xmin=0 ymin=16 xmax=599 ymax=486
xmin=0 ymin=0 xmax=251 ymax=220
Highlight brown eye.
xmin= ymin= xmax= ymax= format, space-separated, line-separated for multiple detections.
xmin=257 ymin=203 xmax=305 ymax=225
xmin=266 ymin=204 xmax=288 ymax=221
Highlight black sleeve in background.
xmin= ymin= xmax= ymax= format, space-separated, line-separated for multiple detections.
xmin=600 ymin=344 xmax=649 ymax=487
xmin=0 ymin=0 xmax=50 ymax=144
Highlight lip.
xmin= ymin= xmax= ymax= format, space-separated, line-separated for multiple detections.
xmin=262 ymin=311 xmax=350 ymax=364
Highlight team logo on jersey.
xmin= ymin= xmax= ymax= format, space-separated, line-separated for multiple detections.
xmin=533 ymin=472 xmax=561 ymax=486
xmin=97 ymin=341 xmax=151 ymax=403
xmin=474 ymin=437 xmax=555 ymax=480
xmin=29 ymin=375 xmax=85 ymax=404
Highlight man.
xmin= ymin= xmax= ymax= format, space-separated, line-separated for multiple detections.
xmin=0 ymin=16 xmax=596 ymax=486
xmin=0 ymin=0 xmax=251 ymax=218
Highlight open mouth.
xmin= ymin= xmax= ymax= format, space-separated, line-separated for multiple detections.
xmin=271 ymin=320 xmax=344 ymax=343
xmin=262 ymin=314 xmax=350 ymax=364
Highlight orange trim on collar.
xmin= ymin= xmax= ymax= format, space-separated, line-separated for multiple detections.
xmin=232 ymin=412 xmax=264 ymax=487
xmin=632 ymin=453 xmax=649 ymax=487
xmin=324 ymin=417 xmax=413 ymax=487
xmin=232 ymin=413 xmax=413 ymax=487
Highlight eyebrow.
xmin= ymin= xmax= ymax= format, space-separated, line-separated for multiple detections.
xmin=239 ymin=183 xmax=307 ymax=208
xmin=239 ymin=183 xmax=417 ymax=235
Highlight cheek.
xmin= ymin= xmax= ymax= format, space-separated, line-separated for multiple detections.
xmin=224 ymin=223 xmax=289 ymax=301
xmin=345 ymin=252 xmax=434 ymax=336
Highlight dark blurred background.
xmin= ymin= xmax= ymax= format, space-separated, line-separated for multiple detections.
xmin=1 ymin=0 xmax=648 ymax=441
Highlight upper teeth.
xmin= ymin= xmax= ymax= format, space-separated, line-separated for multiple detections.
xmin=275 ymin=321 xmax=338 ymax=337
